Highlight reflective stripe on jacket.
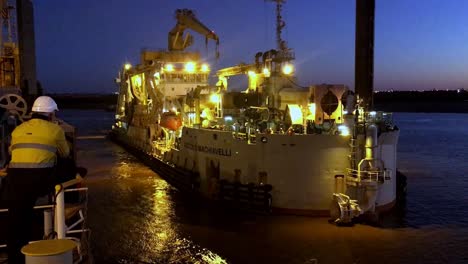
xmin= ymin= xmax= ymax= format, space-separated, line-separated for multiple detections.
xmin=9 ymin=119 xmax=70 ymax=168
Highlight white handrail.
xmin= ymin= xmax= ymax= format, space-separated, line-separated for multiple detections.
xmin=55 ymin=175 xmax=84 ymax=239
xmin=346 ymin=168 xmax=384 ymax=183
xmin=0 ymin=204 xmax=54 ymax=213
xmin=0 ymin=175 xmax=88 ymax=252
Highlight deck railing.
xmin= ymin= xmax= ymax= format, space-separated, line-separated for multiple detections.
xmin=0 ymin=175 xmax=89 ymax=261
xmin=346 ymin=168 xmax=391 ymax=184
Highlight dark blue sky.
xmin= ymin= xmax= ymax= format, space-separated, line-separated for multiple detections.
xmin=35 ymin=0 xmax=468 ymax=93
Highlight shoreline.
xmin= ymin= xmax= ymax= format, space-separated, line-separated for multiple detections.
xmin=47 ymin=93 xmax=468 ymax=113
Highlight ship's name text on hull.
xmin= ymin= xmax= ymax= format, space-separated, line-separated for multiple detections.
xmin=184 ymin=142 xmax=232 ymax=156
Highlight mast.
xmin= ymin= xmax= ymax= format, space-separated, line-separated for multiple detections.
xmin=273 ymin=0 xmax=285 ymax=51
xmin=266 ymin=0 xmax=294 ymax=62
xmin=355 ymin=0 xmax=375 ymax=111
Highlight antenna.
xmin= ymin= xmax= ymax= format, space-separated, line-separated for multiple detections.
xmin=265 ymin=0 xmax=286 ymax=51
xmin=265 ymin=0 xmax=294 ymax=61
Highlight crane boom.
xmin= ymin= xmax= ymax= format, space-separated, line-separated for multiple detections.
xmin=168 ymin=9 xmax=219 ymax=57
xmin=216 ymin=63 xmax=255 ymax=77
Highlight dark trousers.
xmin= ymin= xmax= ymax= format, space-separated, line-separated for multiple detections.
xmin=56 ymin=157 xmax=81 ymax=203
xmin=4 ymin=167 xmax=55 ymax=264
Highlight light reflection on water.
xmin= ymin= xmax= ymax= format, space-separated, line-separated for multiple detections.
xmin=66 ymin=110 xmax=468 ymax=263
xmin=79 ymin=138 xmax=227 ymax=263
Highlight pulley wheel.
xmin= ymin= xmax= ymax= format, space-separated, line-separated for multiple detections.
xmin=0 ymin=93 xmax=28 ymax=119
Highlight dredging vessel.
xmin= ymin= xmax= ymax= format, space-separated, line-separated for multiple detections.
xmin=111 ymin=1 xmax=399 ymax=222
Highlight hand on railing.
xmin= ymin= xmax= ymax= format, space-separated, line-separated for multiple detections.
xmin=0 ymin=168 xmax=6 ymax=177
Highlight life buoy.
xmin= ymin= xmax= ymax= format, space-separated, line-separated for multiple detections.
xmin=160 ymin=112 xmax=182 ymax=130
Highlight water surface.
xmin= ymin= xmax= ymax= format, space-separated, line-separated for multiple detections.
xmin=62 ymin=110 xmax=468 ymax=263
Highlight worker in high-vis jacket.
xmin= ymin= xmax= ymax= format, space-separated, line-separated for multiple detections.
xmin=4 ymin=96 xmax=70 ymax=264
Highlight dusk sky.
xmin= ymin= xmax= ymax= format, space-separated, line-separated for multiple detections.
xmin=34 ymin=0 xmax=468 ymax=93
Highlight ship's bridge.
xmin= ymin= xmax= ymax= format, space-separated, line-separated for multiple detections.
xmin=157 ymin=61 xmax=210 ymax=97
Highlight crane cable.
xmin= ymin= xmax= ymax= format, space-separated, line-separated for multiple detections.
xmin=286 ymin=76 xmax=308 ymax=89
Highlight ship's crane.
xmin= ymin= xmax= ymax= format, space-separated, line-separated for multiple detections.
xmin=168 ymin=9 xmax=220 ymax=58
xmin=216 ymin=63 xmax=260 ymax=91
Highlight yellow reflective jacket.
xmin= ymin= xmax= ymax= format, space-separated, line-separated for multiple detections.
xmin=9 ymin=119 xmax=70 ymax=168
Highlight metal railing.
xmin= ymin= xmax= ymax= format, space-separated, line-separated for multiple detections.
xmin=232 ymin=132 xmax=256 ymax=144
xmin=0 ymin=175 xmax=90 ymax=262
xmin=55 ymin=176 xmax=90 ymax=240
xmin=346 ymin=168 xmax=388 ymax=184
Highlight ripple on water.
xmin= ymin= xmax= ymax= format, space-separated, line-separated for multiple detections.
xmin=83 ymin=143 xmax=227 ymax=263
xmin=69 ymin=110 xmax=468 ymax=263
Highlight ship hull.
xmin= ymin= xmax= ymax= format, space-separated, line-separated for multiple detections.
xmin=108 ymin=130 xmax=200 ymax=194
xmin=110 ymin=126 xmax=399 ymax=216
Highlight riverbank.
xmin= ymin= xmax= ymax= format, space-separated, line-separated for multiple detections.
xmin=47 ymin=90 xmax=468 ymax=113
xmin=374 ymin=90 xmax=468 ymax=113
xmin=48 ymin=94 xmax=117 ymax=110
xmin=375 ymin=101 xmax=468 ymax=113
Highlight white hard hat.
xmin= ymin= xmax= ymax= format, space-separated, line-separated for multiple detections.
xmin=32 ymin=96 xmax=59 ymax=113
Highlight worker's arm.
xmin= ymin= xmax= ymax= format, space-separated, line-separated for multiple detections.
xmin=56 ymin=128 xmax=70 ymax=158
xmin=8 ymin=129 xmax=17 ymax=154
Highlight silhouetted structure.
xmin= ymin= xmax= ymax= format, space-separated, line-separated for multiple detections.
xmin=374 ymin=90 xmax=468 ymax=113
xmin=16 ymin=0 xmax=37 ymax=96
xmin=355 ymin=0 xmax=375 ymax=111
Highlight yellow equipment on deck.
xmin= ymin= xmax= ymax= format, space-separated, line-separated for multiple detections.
xmin=21 ymin=239 xmax=76 ymax=264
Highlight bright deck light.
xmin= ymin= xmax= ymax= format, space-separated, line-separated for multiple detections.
xmin=165 ymin=64 xmax=174 ymax=72
xmin=201 ymin=63 xmax=209 ymax=72
xmin=124 ymin=63 xmax=131 ymax=70
xmin=262 ymin=67 xmax=270 ymax=77
xmin=282 ymin=63 xmax=294 ymax=75
xmin=210 ymin=93 xmax=221 ymax=104
xmin=185 ymin=62 xmax=196 ymax=73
